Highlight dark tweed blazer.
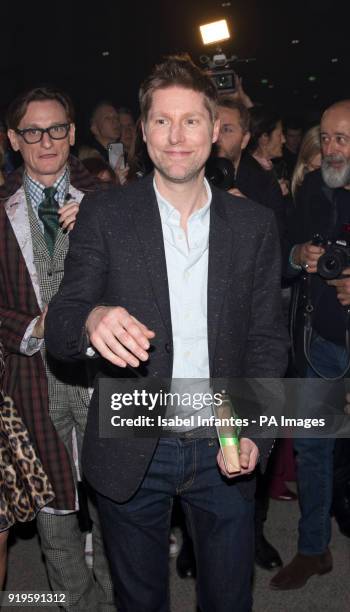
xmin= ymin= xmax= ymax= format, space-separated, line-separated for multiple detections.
xmin=0 ymin=156 xmax=103 ymax=510
xmin=46 ymin=175 xmax=289 ymax=503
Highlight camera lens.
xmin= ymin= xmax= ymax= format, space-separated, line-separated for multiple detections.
xmin=317 ymin=249 xmax=346 ymax=279
xmin=205 ymin=157 xmax=236 ymax=190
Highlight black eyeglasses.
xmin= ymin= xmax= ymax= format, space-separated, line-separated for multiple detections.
xmin=15 ymin=123 xmax=71 ymax=144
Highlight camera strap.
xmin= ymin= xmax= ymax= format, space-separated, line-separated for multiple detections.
xmin=302 ymin=272 xmax=350 ymax=381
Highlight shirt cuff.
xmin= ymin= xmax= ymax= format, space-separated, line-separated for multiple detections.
xmin=20 ymin=317 xmax=44 ymax=356
xmin=289 ymin=245 xmax=302 ymax=271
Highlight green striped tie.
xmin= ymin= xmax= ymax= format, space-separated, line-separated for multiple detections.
xmin=38 ymin=187 xmax=59 ymax=256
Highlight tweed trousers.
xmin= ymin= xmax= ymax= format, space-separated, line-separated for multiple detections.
xmin=36 ymin=503 xmax=115 ymax=612
xmin=28 ymin=201 xmax=115 ymax=610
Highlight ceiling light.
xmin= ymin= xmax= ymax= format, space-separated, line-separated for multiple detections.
xmin=199 ymin=19 xmax=230 ymax=45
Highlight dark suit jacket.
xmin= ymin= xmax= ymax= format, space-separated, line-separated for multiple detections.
xmin=45 ymin=174 xmax=289 ymax=503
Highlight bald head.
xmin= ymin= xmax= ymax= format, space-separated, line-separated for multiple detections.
xmin=322 ymin=100 xmax=350 ymax=119
xmin=320 ymin=100 xmax=350 ymax=189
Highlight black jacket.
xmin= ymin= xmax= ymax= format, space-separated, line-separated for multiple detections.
xmin=236 ymin=152 xmax=287 ymax=243
xmin=45 ymin=175 xmax=289 ymax=503
xmin=287 ymin=169 xmax=350 ymax=346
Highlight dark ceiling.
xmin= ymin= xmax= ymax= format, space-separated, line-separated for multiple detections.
xmin=1 ymin=0 xmax=349 ymax=128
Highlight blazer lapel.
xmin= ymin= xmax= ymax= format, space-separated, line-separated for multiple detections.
xmin=207 ymin=192 xmax=233 ymax=373
xmin=130 ymin=178 xmax=172 ymax=339
xmin=4 ymin=187 xmax=43 ymax=309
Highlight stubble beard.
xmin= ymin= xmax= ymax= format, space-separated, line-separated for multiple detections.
xmin=154 ymin=161 xmax=206 ymax=185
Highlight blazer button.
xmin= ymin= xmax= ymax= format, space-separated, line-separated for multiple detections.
xmin=165 ymin=343 xmax=171 ymax=354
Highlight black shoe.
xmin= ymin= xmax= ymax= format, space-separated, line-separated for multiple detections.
xmin=332 ymin=483 xmax=350 ymax=538
xmin=255 ymin=533 xmax=283 ymax=571
xmin=176 ymin=539 xmax=196 ymax=579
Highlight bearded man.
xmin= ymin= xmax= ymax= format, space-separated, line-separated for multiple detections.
xmin=271 ymin=100 xmax=350 ymax=590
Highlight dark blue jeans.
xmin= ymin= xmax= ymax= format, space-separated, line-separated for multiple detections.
xmin=294 ymin=334 xmax=348 ymax=555
xmin=96 ymin=437 xmax=254 ymax=612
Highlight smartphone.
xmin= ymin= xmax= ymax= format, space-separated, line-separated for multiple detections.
xmin=108 ymin=142 xmax=125 ymax=169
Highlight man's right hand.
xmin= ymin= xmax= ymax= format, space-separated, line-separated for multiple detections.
xmin=344 ymin=393 xmax=350 ymax=414
xmin=291 ymin=241 xmax=325 ymax=273
xmin=86 ymin=306 xmax=155 ymax=368
xmin=114 ymin=155 xmax=129 ymax=186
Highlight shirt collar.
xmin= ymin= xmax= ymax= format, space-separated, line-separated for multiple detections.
xmin=24 ymin=167 xmax=69 ymax=209
xmin=154 ymin=177 xmax=212 ymax=226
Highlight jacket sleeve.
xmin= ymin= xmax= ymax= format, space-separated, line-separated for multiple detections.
xmin=223 ymin=378 xmax=283 ymax=473
xmin=45 ymin=192 xmax=111 ymax=362
xmin=239 ymin=212 xmax=288 ymax=470
xmin=243 ymin=213 xmax=290 ymax=378
xmin=283 ymin=176 xmax=318 ymax=277
xmin=0 ymin=199 xmax=42 ymax=354
xmin=0 ymin=305 xmax=37 ymax=355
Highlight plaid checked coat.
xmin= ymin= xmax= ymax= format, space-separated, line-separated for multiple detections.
xmin=0 ymin=156 xmax=102 ymax=509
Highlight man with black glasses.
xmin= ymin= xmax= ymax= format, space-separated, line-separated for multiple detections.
xmin=0 ymin=87 xmax=114 ymax=610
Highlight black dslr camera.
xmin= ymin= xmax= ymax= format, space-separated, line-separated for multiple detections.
xmin=205 ymin=157 xmax=236 ymax=191
xmin=316 ymin=225 xmax=350 ymax=279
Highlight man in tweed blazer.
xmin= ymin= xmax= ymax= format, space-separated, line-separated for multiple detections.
xmin=46 ymin=57 xmax=289 ymax=611
xmin=0 ymin=87 xmax=114 ymax=611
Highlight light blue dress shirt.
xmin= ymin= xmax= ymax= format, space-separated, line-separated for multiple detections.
xmin=154 ymin=178 xmax=213 ymax=427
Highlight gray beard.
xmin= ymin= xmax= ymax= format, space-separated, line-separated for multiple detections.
xmin=321 ymin=155 xmax=350 ymax=188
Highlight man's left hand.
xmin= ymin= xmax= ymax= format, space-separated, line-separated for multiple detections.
xmin=327 ymin=267 xmax=350 ymax=305
xmin=216 ymin=437 xmax=259 ymax=479
xmin=58 ymin=201 xmax=80 ymax=232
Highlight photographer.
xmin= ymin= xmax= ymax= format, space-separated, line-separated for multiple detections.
xmin=271 ymin=100 xmax=350 ymax=590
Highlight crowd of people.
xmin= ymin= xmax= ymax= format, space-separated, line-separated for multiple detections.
xmin=1 ymin=53 xmax=350 ymax=611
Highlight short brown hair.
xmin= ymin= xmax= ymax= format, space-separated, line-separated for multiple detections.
xmin=217 ymin=96 xmax=250 ymax=134
xmin=6 ymin=86 xmax=75 ymax=130
xmin=139 ymin=54 xmax=218 ymax=122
